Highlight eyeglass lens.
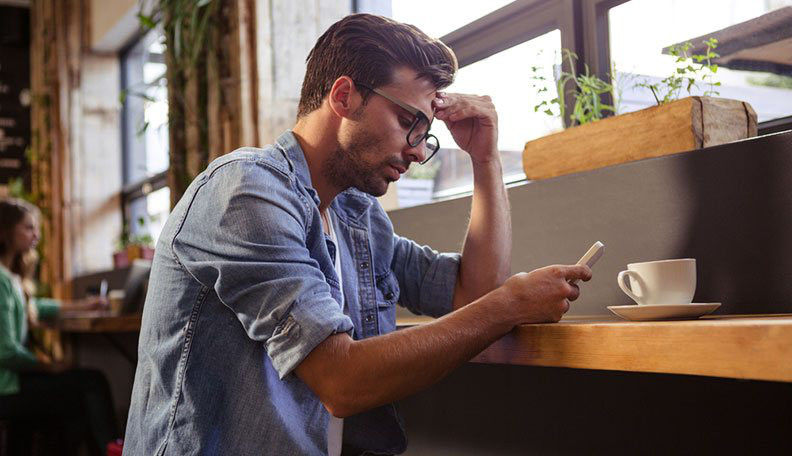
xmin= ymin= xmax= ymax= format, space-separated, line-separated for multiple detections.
xmin=407 ymin=117 xmax=430 ymax=147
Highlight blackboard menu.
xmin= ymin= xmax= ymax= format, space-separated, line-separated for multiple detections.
xmin=0 ymin=6 xmax=31 ymax=186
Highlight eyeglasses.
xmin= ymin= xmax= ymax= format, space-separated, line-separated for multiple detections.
xmin=354 ymin=82 xmax=440 ymax=165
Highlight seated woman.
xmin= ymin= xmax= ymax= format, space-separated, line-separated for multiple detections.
xmin=0 ymin=197 xmax=118 ymax=455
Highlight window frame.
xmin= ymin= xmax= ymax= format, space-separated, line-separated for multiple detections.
xmin=119 ymin=29 xmax=169 ymax=234
xmin=375 ymin=0 xmax=792 ymax=207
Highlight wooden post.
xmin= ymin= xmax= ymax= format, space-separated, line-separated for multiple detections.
xmin=29 ymin=0 xmax=85 ymax=299
xmin=166 ymin=0 xmax=259 ymax=207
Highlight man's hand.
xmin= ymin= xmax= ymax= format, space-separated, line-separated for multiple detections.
xmin=498 ymin=265 xmax=593 ymax=324
xmin=433 ymin=93 xmax=498 ymax=164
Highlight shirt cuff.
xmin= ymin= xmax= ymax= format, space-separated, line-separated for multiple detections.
xmin=418 ymin=252 xmax=461 ymax=318
xmin=265 ymin=295 xmax=354 ymax=379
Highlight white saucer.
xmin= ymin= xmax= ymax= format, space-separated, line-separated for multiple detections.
xmin=607 ymin=303 xmax=721 ymax=321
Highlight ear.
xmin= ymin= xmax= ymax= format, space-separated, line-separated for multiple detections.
xmin=327 ymin=76 xmax=361 ymax=119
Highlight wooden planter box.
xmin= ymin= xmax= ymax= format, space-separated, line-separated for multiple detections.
xmin=522 ymin=96 xmax=757 ymax=180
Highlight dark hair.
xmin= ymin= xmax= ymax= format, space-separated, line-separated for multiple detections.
xmin=0 ymin=197 xmax=40 ymax=298
xmin=297 ymin=13 xmax=458 ymax=118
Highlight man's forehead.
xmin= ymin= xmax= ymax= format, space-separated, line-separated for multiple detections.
xmin=384 ymin=68 xmax=437 ymax=115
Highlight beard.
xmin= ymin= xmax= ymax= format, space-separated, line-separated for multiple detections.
xmin=324 ymin=123 xmax=400 ymax=197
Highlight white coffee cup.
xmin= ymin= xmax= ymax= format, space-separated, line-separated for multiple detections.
xmin=617 ymin=259 xmax=696 ymax=305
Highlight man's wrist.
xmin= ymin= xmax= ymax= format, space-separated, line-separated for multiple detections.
xmin=469 ymin=286 xmax=517 ymax=335
xmin=470 ymin=152 xmax=504 ymax=181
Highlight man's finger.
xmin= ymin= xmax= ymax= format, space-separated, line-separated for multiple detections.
xmin=562 ymin=265 xmax=592 ymax=283
xmin=567 ymin=282 xmax=581 ymax=301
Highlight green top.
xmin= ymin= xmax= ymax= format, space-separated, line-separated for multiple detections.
xmin=0 ymin=265 xmax=59 ymax=395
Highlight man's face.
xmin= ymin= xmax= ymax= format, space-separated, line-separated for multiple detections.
xmin=325 ymin=68 xmax=437 ymax=197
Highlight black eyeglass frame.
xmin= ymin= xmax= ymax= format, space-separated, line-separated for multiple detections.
xmin=354 ymin=82 xmax=440 ymax=165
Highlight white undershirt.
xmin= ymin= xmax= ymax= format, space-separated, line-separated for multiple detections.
xmin=322 ymin=210 xmax=344 ymax=456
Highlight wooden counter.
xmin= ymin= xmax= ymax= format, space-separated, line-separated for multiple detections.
xmin=397 ymin=314 xmax=792 ymax=383
xmin=53 ymin=312 xmax=143 ymax=333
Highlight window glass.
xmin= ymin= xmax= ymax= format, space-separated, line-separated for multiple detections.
xmin=121 ymin=28 xmax=170 ymax=242
xmin=121 ymin=29 xmax=169 ymax=184
xmin=381 ymin=3 xmax=560 ymax=208
xmin=127 ymin=186 xmax=170 ymax=245
xmin=430 ymin=30 xmax=562 ymax=197
xmin=376 ymin=26 xmax=561 ymax=208
xmin=609 ymin=0 xmax=792 ymax=122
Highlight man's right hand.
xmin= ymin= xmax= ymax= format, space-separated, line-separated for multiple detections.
xmin=498 ymin=265 xmax=593 ymax=324
xmin=296 ymin=263 xmax=592 ymax=418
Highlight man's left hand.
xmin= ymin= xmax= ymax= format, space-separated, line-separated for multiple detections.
xmin=433 ymin=93 xmax=498 ymax=164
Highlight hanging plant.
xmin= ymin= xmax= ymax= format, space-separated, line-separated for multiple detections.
xmin=137 ymin=0 xmax=221 ymax=206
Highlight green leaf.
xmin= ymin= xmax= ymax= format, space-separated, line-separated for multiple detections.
xmin=138 ymin=13 xmax=156 ymax=30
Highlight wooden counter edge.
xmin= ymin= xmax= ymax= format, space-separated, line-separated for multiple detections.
xmin=53 ymin=313 xmax=143 ymax=333
xmin=397 ymin=315 xmax=792 ymax=383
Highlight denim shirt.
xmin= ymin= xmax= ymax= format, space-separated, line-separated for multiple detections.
xmin=125 ymin=131 xmax=461 ymax=455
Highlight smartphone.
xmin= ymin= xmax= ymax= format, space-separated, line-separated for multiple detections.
xmin=570 ymin=241 xmax=604 ymax=284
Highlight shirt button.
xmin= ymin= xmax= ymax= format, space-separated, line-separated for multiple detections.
xmin=364 ymin=315 xmax=374 ymax=323
xmin=359 ymin=262 xmax=369 ymax=270
xmin=384 ymin=292 xmax=394 ymax=300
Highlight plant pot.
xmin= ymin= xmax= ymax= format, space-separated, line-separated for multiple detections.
xmin=522 ymin=96 xmax=757 ymax=180
xmin=113 ymin=245 xmax=155 ymax=269
xmin=113 ymin=250 xmax=130 ymax=269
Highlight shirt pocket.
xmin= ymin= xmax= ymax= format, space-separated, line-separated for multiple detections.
xmin=375 ymin=271 xmax=400 ymax=334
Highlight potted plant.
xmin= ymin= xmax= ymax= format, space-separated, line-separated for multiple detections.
xmin=113 ymin=217 xmax=155 ymax=269
xmin=523 ymin=39 xmax=757 ymax=180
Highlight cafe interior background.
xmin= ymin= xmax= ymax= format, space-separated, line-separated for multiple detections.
xmin=1 ymin=0 xmax=791 ymax=454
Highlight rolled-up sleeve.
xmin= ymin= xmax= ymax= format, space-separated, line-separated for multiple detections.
xmin=390 ymin=234 xmax=460 ymax=318
xmin=172 ymin=159 xmax=353 ymax=379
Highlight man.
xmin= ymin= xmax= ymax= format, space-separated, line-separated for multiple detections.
xmin=125 ymin=13 xmax=591 ymax=455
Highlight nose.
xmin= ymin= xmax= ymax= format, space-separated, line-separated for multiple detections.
xmin=404 ymin=141 xmax=427 ymax=164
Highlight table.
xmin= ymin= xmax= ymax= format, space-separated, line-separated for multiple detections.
xmin=397 ymin=314 xmax=792 ymax=383
xmin=49 ymin=312 xmax=792 ymax=381
xmin=46 ymin=312 xmax=143 ymax=363
xmin=55 ymin=311 xmax=142 ymax=333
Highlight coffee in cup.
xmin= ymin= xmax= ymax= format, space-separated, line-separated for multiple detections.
xmin=617 ymin=258 xmax=696 ymax=305
xmin=108 ymin=289 xmax=125 ymax=315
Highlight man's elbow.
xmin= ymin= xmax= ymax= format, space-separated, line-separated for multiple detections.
xmin=320 ymin=389 xmax=367 ymax=418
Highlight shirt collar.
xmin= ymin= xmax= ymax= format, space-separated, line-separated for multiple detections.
xmin=275 ymin=130 xmax=373 ymax=224
xmin=275 ymin=130 xmax=315 ymax=194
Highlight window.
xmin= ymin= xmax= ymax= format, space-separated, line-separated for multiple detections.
xmin=423 ymin=31 xmax=562 ymax=197
xmin=609 ymin=0 xmax=792 ymax=122
xmin=363 ymin=0 xmax=792 ymax=210
xmin=120 ymin=28 xmax=170 ymax=244
xmin=367 ymin=0 xmax=571 ymax=208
